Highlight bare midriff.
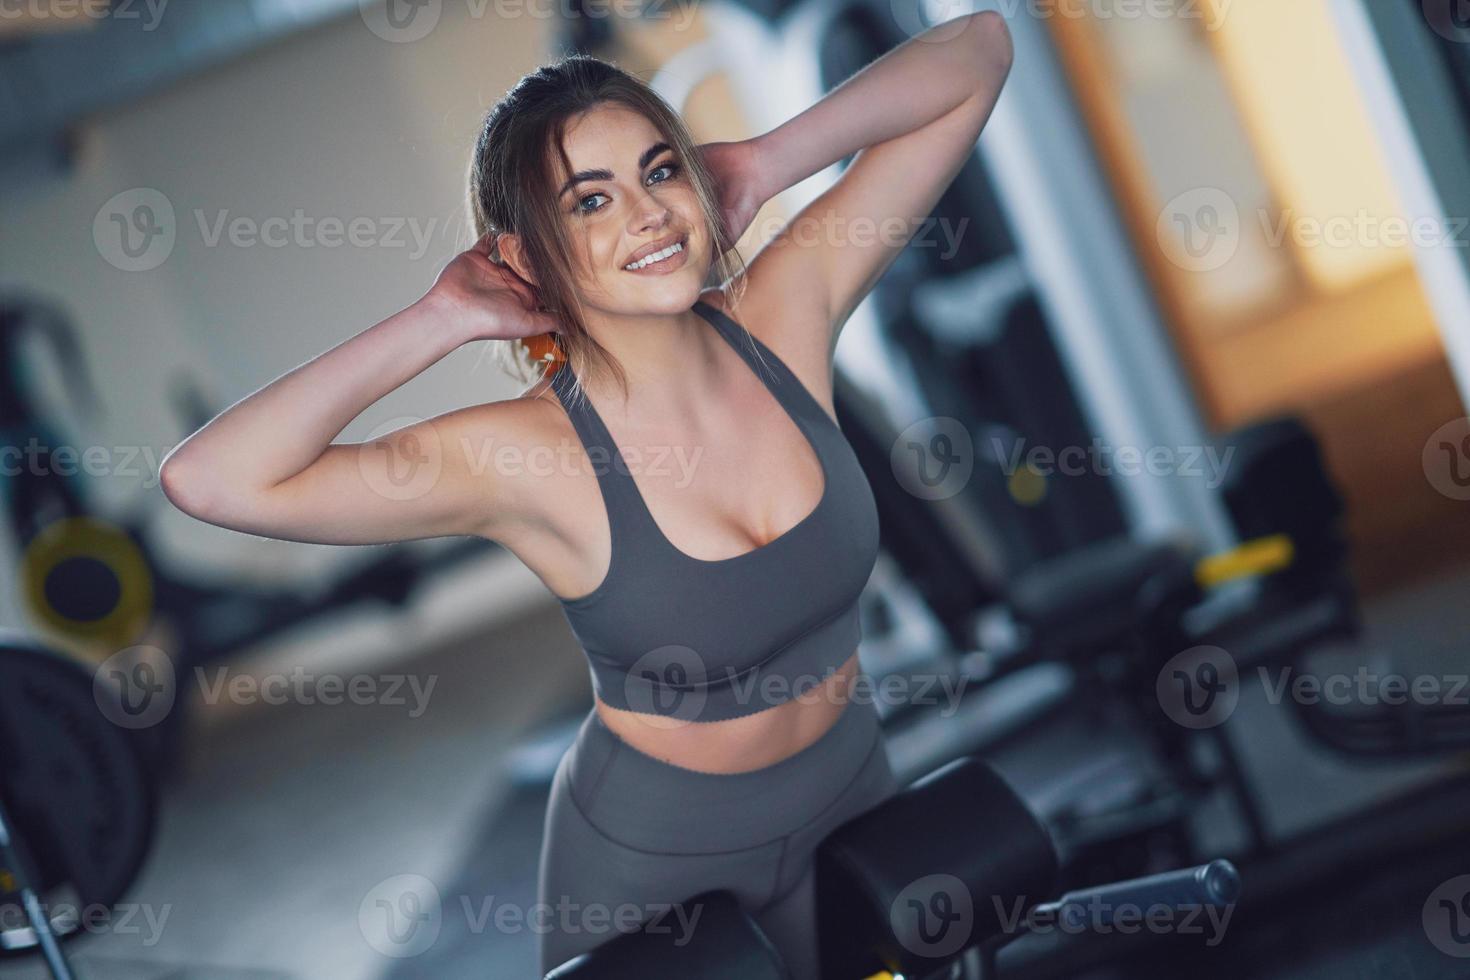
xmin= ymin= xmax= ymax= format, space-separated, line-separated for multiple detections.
xmin=594 ymin=650 xmax=861 ymax=774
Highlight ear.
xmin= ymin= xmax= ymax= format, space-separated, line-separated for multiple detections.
xmin=495 ymin=232 xmax=538 ymax=289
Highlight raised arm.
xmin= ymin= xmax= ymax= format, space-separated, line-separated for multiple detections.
xmin=720 ymin=10 xmax=1013 ymax=358
xmin=159 ymin=236 xmax=557 ymax=546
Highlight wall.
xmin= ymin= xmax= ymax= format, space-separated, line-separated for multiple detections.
xmin=0 ymin=3 xmax=559 ymax=637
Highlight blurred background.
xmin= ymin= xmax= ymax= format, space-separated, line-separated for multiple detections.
xmin=3 ymin=0 xmax=1470 ymax=977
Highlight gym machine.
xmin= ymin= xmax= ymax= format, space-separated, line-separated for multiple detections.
xmin=544 ymin=754 xmax=1241 ymax=979
xmin=0 ymin=295 xmax=499 ymax=778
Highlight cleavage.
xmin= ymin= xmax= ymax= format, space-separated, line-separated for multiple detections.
xmin=621 ymin=384 xmax=825 ymax=562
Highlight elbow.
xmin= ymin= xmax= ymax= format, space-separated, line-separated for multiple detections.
xmin=160 ymin=455 xmax=222 ymax=521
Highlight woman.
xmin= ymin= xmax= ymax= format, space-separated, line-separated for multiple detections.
xmin=161 ymin=12 xmax=1012 ymax=976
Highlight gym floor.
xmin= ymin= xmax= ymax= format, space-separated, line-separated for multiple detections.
xmin=9 ymin=563 xmax=1469 ymax=980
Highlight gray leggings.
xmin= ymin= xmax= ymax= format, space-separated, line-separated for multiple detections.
xmin=537 ymin=695 xmax=899 ymax=977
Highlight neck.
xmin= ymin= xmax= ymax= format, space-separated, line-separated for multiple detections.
xmin=573 ymin=301 xmax=723 ymax=421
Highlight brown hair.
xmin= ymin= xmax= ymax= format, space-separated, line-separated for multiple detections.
xmin=468 ymin=53 xmax=748 ymax=407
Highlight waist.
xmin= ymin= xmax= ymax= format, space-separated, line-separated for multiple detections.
xmin=568 ymin=679 xmax=886 ymax=852
xmin=594 ymin=650 xmax=861 ymax=773
xmin=584 ymin=600 xmax=865 ymax=723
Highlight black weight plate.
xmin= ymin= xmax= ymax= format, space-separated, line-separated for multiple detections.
xmin=0 ymin=635 xmax=158 ymax=955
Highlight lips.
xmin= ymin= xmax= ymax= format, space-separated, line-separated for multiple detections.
xmin=622 ymin=232 xmax=687 ymax=270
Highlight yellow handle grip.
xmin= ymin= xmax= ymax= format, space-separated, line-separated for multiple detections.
xmin=1194 ymin=534 xmax=1295 ymax=588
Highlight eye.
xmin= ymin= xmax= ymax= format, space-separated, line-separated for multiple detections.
xmin=573 ymin=161 xmax=680 ymax=216
xmin=576 ymin=192 xmax=609 ymax=215
xmin=648 ymin=161 xmax=681 ymax=183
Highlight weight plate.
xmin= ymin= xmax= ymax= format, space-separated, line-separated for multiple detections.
xmin=19 ymin=517 xmax=155 ymax=659
xmin=0 ymin=635 xmax=158 ymax=955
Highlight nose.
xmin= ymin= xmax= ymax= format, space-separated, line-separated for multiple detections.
xmin=628 ymin=184 xmax=672 ymax=236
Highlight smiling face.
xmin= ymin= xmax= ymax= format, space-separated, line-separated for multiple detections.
xmin=520 ymin=103 xmax=714 ymax=319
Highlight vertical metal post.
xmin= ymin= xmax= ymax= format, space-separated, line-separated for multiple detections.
xmin=0 ymin=795 xmax=76 ymax=980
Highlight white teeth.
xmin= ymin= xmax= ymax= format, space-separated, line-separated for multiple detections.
xmin=624 ymin=241 xmax=683 ymax=271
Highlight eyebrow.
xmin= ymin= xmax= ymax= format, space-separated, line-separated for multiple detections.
xmin=558 ymin=142 xmax=674 ymax=199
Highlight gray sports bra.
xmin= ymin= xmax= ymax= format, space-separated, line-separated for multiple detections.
xmin=546 ymin=299 xmax=881 ymax=722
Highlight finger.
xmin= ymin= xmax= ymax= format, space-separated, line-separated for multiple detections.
xmin=472 ymin=231 xmax=496 ymax=257
xmin=506 ymin=307 xmax=562 ymax=340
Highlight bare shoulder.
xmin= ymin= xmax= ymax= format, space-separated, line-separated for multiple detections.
xmin=699 ymin=265 xmax=838 ymax=417
xmin=441 ymin=374 xmax=585 ymax=542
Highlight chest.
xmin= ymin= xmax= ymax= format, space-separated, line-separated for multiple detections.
xmin=561 ymin=416 xmax=881 ymax=678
